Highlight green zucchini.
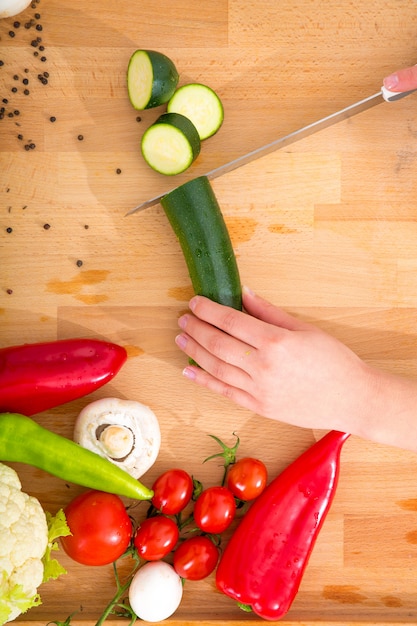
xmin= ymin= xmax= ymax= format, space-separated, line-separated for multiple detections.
xmin=167 ymin=83 xmax=224 ymax=140
xmin=141 ymin=112 xmax=201 ymax=175
xmin=161 ymin=176 xmax=242 ymax=310
xmin=127 ymin=50 xmax=179 ymax=110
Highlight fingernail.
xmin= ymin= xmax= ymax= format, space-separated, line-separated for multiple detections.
xmin=175 ymin=333 xmax=188 ymax=349
xmin=182 ymin=366 xmax=196 ymax=380
xmin=178 ymin=314 xmax=189 ymax=330
xmin=383 ymin=73 xmax=399 ymax=90
xmin=243 ymin=285 xmax=254 ymax=296
xmin=189 ymin=296 xmax=198 ymax=312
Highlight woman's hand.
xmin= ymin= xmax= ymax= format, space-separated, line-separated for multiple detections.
xmin=383 ymin=65 xmax=417 ymax=92
xmin=175 ymin=288 xmax=379 ymax=435
xmin=175 ymin=289 xmax=417 ymax=451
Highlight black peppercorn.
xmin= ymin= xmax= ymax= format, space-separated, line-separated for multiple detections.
xmin=116 ymin=168 xmax=122 ymax=174
xmin=0 ymin=61 xmax=4 ymax=66
xmin=77 ymin=134 xmax=84 ymax=141
xmin=6 ymin=289 xmax=13 ymax=295
xmin=43 ymin=223 xmax=50 ymax=229
xmin=35 ymin=24 xmax=42 ymax=31
xmin=17 ymin=134 xmax=23 ymax=140
xmin=76 ymin=260 xmax=83 ymax=267
xmin=23 ymin=89 xmax=30 ymax=95
xmin=40 ymin=56 xmax=47 ymax=62
xmin=11 ymin=87 xmax=17 ymax=93
xmin=6 ymin=227 xmax=12 ymax=233
xmin=13 ymin=21 xmax=20 ymax=28
xmin=49 ymin=116 xmax=56 ymax=122
xmin=22 ymin=78 xmax=29 ymax=85
xmin=8 ymin=31 xmax=15 ymax=38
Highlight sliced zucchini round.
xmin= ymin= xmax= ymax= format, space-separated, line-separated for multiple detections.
xmin=127 ymin=50 xmax=179 ymax=110
xmin=167 ymin=83 xmax=224 ymax=140
xmin=141 ymin=112 xmax=201 ymax=176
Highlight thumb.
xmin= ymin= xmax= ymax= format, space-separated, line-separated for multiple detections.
xmin=383 ymin=65 xmax=417 ymax=92
xmin=242 ymin=287 xmax=308 ymax=331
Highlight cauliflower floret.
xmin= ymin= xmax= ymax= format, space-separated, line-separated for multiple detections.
xmin=0 ymin=463 xmax=48 ymax=625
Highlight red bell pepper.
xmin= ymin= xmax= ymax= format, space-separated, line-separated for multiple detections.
xmin=0 ymin=338 xmax=127 ymax=416
xmin=215 ymin=430 xmax=350 ymax=621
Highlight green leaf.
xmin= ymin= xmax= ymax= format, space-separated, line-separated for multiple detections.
xmin=0 ymin=571 xmax=41 ymax=623
xmin=42 ymin=509 xmax=71 ymax=583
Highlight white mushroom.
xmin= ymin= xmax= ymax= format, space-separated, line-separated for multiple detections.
xmin=73 ymin=397 xmax=161 ymax=479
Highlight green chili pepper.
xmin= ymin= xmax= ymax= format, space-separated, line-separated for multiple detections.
xmin=0 ymin=413 xmax=153 ymax=501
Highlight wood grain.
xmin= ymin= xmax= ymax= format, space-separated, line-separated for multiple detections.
xmin=1 ymin=0 xmax=417 ymax=624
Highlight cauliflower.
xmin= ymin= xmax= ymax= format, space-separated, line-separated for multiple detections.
xmin=0 ymin=463 xmax=69 ymax=625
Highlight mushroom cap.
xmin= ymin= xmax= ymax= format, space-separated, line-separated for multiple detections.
xmin=73 ymin=397 xmax=161 ymax=479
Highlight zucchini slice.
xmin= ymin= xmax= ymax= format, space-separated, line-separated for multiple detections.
xmin=161 ymin=176 xmax=242 ymax=309
xmin=127 ymin=50 xmax=179 ymax=110
xmin=141 ymin=112 xmax=201 ymax=176
xmin=167 ymin=83 xmax=224 ymax=140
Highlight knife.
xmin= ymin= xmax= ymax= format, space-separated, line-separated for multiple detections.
xmin=126 ymin=85 xmax=416 ymax=216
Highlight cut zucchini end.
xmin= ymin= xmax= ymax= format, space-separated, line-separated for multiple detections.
xmin=141 ymin=113 xmax=201 ymax=176
xmin=127 ymin=50 xmax=179 ymax=110
xmin=167 ymin=83 xmax=224 ymax=140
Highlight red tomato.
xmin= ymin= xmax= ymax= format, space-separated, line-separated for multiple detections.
xmin=173 ymin=536 xmax=219 ymax=580
xmin=134 ymin=516 xmax=179 ymax=561
xmin=152 ymin=469 xmax=193 ymax=515
xmin=193 ymin=486 xmax=236 ymax=534
xmin=61 ymin=490 xmax=132 ymax=566
xmin=226 ymin=457 xmax=268 ymax=501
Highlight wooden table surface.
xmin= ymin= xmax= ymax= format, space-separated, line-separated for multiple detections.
xmin=2 ymin=1 xmax=417 ymax=624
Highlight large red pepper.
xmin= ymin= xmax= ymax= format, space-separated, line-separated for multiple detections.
xmin=216 ymin=430 xmax=350 ymax=621
xmin=0 ymin=338 xmax=127 ymax=416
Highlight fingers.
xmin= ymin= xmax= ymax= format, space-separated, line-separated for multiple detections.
xmin=178 ymin=313 xmax=256 ymax=369
xmin=383 ymin=65 xmax=417 ymax=92
xmin=242 ymin=287 xmax=308 ymax=331
xmin=186 ymin=294 xmax=270 ymax=349
xmin=181 ymin=364 xmax=259 ymax=414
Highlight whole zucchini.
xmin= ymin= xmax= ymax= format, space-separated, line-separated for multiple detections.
xmin=161 ymin=176 xmax=242 ymax=310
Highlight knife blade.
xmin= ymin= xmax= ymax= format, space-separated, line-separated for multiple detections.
xmin=126 ymin=85 xmax=416 ymax=216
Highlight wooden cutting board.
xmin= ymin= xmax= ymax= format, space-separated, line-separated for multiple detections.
xmin=1 ymin=1 xmax=417 ymax=624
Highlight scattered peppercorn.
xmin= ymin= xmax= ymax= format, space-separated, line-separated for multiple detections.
xmin=43 ymin=71 xmax=49 ymax=77
xmin=17 ymin=134 xmax=23 ymax=140
xmin=6 ymin=227 xmax=13 ymax=233
xmin=0 ymin=61 xmax=4 ymax=67
xmin=84 ymin=224 xmax=89 ymax=229
xmin=2 ymin=99 xmax=8 ymax=104
xmin=29 ymin=142 xmax=35 ymax=149
xmin=6 ymin=289 xmax=13 ymax=295
xmin=34 ymin=13 xmax=41 ymax=19
xmin=49 ymin=116 xmax=56 ymax=122
xmin=11 ymin=87 xmax=17 ymax=93
xmin=77 ymin=134 xmax=84 ymax=141
xmin=23 ymin=89 xmax=30 ymax=95
xmin=39 ymin=45 xmax=44 ymax=51
xmin=8 ymin=31 xmax=15 ymax=38
xmin=13 ymin=75 xmax=19 ymax=80
xmin=136 ymin=116 xmax=142 ymax=122
xmin=24 ymin=144 xmax=30 ymax=151
xmin=36 ymin=24 xmax=42 ymax=31
xmin=76 ymin=260 xmax=83 ymax=267
xmin=22 ymin=78 xmax=29 ymax=85
xmin=13 ymin=21 xmax=20 ymax=28
xmin=43 ymin=223 xmax=50 ymax=229
xmin=116 ymin=168 xmax=122 ymax=174
xmin=40 ymin=56 xmax=47 ymax=62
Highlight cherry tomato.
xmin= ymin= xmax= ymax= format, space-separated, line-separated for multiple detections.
xmin=61 ymin=490 xmax=132 ymax=566
xmin=173 ymin=536 xmax=219 ymax=580
xmin=193 ymin=486 xmax=236 ymax=534
xmin=134 ymin=516 xmax=179 ymax=561
xmin=152 ymin=468 xmax=193 ymax=515
xmin=226 ymin=457 xmax=268 ymax=501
